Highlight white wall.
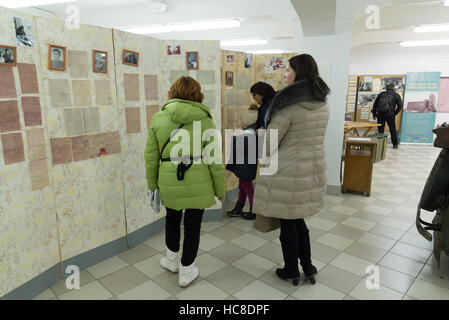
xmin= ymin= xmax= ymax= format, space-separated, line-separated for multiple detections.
xmin=294 ymin=33 xmax=353 ymax=189
xmin=350 ymin=43 xmax=449 ymax=76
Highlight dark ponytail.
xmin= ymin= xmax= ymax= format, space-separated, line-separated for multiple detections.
xmin=289 ymin=54 xmax=330 ymax=101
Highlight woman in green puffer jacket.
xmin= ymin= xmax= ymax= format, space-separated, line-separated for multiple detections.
xmin=144 ymin=76 xmax=225 ymax=287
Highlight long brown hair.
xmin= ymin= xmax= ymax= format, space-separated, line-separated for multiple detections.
xmin=289 ymin=54 xmax=330 ymax=100
xmin=168 ymin=76 xmax=204 ymax=103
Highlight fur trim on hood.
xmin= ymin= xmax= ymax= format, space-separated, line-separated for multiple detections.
xmin=265 ymin=78 xmax=330 ymax=126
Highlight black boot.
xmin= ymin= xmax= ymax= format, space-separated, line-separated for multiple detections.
xmin=277 ymin=236 xmax=300 ymax=286
xmin=297 ymin=225 xmax=317 ymax=285
xmin=242 ymin=207 xmax=256 ymax=220
xmin=227 ymin=202 xmax=244 ymax=217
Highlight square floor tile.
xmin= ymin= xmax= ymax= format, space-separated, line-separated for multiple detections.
xmin=369 ymin=224 xmax=405 ymax=241
xmin=232 ymin=253 xmax=276 ymax=278
xmin=133 ymin=253 xmax=166 ymax=278
xmin=199 ymin=233 xmax=226 ymax=251
xmin=362 ymin=204 xmax=393 ymax=216
xmin=118 ymin=280 xmax=171 ymax=300
xmin=400 ymin=232 xmax=433 ymax=251
xmin=379 ymin=253 xmax=425 ymax=277
xmin=357 ymin=233 xmax=396 ymax=251
xmin=344 ymin=242 xmax=387 ymax=263
xmin=175 ymin=280 xmax=229 ymax=300
xmin=379 ymin=195 xmax=406 ymax=205
xmin=87 ymin=256 xmax=129 ymax=279
xmin=307 ymin=217 xmax=337 ymax=231
xmin=254 ymin=242 xmax=283 ymax=264
xmin=196 ymin=253 xmax=227 ymax=277
xmin=50 ymin=270 xmax=96 ymax=296
xmin=371 ymin=265 xmax=415 ymax=294
xmin=407 ymin=279 xmax=449 ymax=300
xmin=349 ymin=280 xmax=403 ymax=300
xmin=310 ymin=242 xmax=342 ymax=264
xmin=249 ymin=228 xmax=280 ymax=242
xmin=315 ymin=233 xmax=354 ymax=251
xmin=208 ymin=243 xmax=250 ymax=264
xmin=328 ymin=224 xmax=366 ymax=241
xmin=234 ymin=280 xmax=288 ymax=300
xmin=212 ymin=225 xmax=246 ymax=242
xmin=230 ymin=233 xmax=268 ymax=251
xmin=352 ymin=210 xmax=385 ymax=224
xmin=417 ymin=264 xmax=449 ymax=291
xmin=291 ymin=282 xmax=345 ymax=300
xmin=229 ymin=219 xmax=254 ymax=232
xmin=330 ymin=253 xmax=374 ymax=277
xmin=315 ymin=265 xmax=361 ymax=294
xmin=318 ymin=211 xmax=349 ymax=224
xmin=152 ymin=271 xmax=185 ymax=296
xmin=324 ymin=195 xmax=345 ymax=203
xmin=328 ymin=205 xmax=359 ymax=216
xmin=118 ymin=243 xmax=158 ymax=265
xmin=342 ymin=217 xmax=375 ymax=231
xmin=202 ymin=221 xmax=225 ymax=233
xmin=144 ymin=232 xmax=166 ymax=252
xmin=308 ymin=226 xmax=327 ymax=241
xmin=338 ymin=199 xmax=369 ymax=210
xmin=98 ymin=266 xmax=148 ymax=296
xmin=58 ymin=281 xmax=112 ymax=300
xmin=390 ymin=242 xmax=432 ymax=264
xmin=207 ymin=265 xmax=256 ymax=295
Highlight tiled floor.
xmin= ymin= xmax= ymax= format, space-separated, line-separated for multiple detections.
xmin=34 ymin=144 xmax=449 ymax=300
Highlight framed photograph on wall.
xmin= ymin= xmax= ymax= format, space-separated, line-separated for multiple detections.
xmin=0 ymin=45 xmax=17 ymax=66
xmin=48 ymin=44 xmax=66 ymax=71
xmin=226 ymin=71 xmax=234 ymax=87
xmin=14 ymin=17 xmax=34 ymax=48
xmin=186 ymin=51 xmax=199 ymax=70
xmin=123 ymin=49 xmax=139 ymax=67
xmin=226 ymin=54 xmax=235 ymax=64
xmin=93 ymin=50 xmax=108 ymax=73
xmin=167 ymin=45 xmax=181 ymax=55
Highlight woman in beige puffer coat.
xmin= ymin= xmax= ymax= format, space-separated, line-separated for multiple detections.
xmin=253 ymin=54 xmax=330 ymax=286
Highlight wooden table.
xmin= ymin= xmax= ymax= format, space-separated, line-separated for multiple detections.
xmin=344 ymin=121 xmax=381 ymax=137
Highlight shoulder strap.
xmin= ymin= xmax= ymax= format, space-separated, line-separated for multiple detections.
xmin=160 ymin=124 xmax=185 ymax=160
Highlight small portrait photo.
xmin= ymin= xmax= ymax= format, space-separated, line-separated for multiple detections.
xmin=186 ymin=51 xmax=199 ymax=70
xmin=167 ymin=45 xmax=181 ymax=55
xmin=93 ymin=50 xmax=108 ymax=73
xmin=0 ymin=45 xmax=17 ymax=66
xmin=244 ymin=53 xmax=252 ymax=68
xmin=14 ymin=17 xmax=34 ymax=48
xmin=226 ymin=54 xmax=235 ymax=64
xmin=226 ymin=71 xmax=234 ymax=87
xmin=123 ymin=49 xmax=139 ymax=67
xmin=48 ymin=45 xmax=66 ymax=71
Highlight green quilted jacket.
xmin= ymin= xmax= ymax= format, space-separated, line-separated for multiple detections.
xmin=144 ymin=99 xmax=225 ymax=210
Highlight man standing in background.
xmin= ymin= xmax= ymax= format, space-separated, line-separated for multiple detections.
xmin=372 ymin=83 xmax=403 ymax=149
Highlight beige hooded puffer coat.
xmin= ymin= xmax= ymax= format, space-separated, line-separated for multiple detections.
xmin=253 ymin=79 xmax=330 ymax=220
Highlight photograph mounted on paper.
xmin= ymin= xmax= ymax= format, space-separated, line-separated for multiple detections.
xmin=245 ymin=54 xmax=252 ymax=68
xmin=225 ymin=71 xmax=234 ymax=87
xmin=14 ymin=17 xmax=34 ymax=47
xmin=123 ymin=49 xmax=139 ymax=67
xmin=93 ymin=50 xmax=108 ymax=73
xmin=48 ymin=44 xmax=66 ymax=71
xmin=186 ymin=51 xmax=199 ymax=70
xmin=0 ymin=45 xmax=17 ymax=66
xmin=167 ymin=45 xmax=181 ymax=55
xmin=226 ymin=54 xmax=235 ymax=64
xmin=382 ymin=77 xmax=405 ymax=91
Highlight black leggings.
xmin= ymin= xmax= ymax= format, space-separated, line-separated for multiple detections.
xmin=165 ymin=208 xmax=204 ymax=266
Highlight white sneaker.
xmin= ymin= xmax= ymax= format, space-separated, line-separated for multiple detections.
xmin=160 ymin=247 xmax=179 ymax=273
xmin=178 ymin=261 xmax=199 ymax=287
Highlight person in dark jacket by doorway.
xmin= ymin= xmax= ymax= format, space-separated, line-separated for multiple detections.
xmin=371 ymin=83 xmax=403 ymax=149
xmin=243 ymin=82 xmax=276 ymax=132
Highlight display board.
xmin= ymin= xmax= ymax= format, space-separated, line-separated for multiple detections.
xmin=401 ymin=72 xmax=441 ymax=144
xmin=346 ymin=75 xmax=358 ymax=120
xmin=355 ymin=74 xmax=406 ymax=132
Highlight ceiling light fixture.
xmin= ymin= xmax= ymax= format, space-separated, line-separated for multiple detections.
xmin=121 ymin=19 xmax=241 ymax=35
xmin=245 ymin=49 xmax=291 ymax=55
xmin=400 ymin=39 xmax=449 ymax=47
xmin=414 ymin=24 xmax=449 ymax=33
xmin=149 ymin=0 xmax=167 ymax=14
xmin=220 ymin=39 xmax=268 ymax=47
xmin=0 ymin=0 xmax=76 ymax=7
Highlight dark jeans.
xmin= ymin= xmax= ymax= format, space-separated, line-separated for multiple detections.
xmin=279 ymin=218 xmax=314 ymax=275
xmin=165 ymin=208 xmax=204 ymax=266
xmin=377 ymin=113 xmax=399 ymax=147
xmin=237 ymin=179 xmax=254 ymax=209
